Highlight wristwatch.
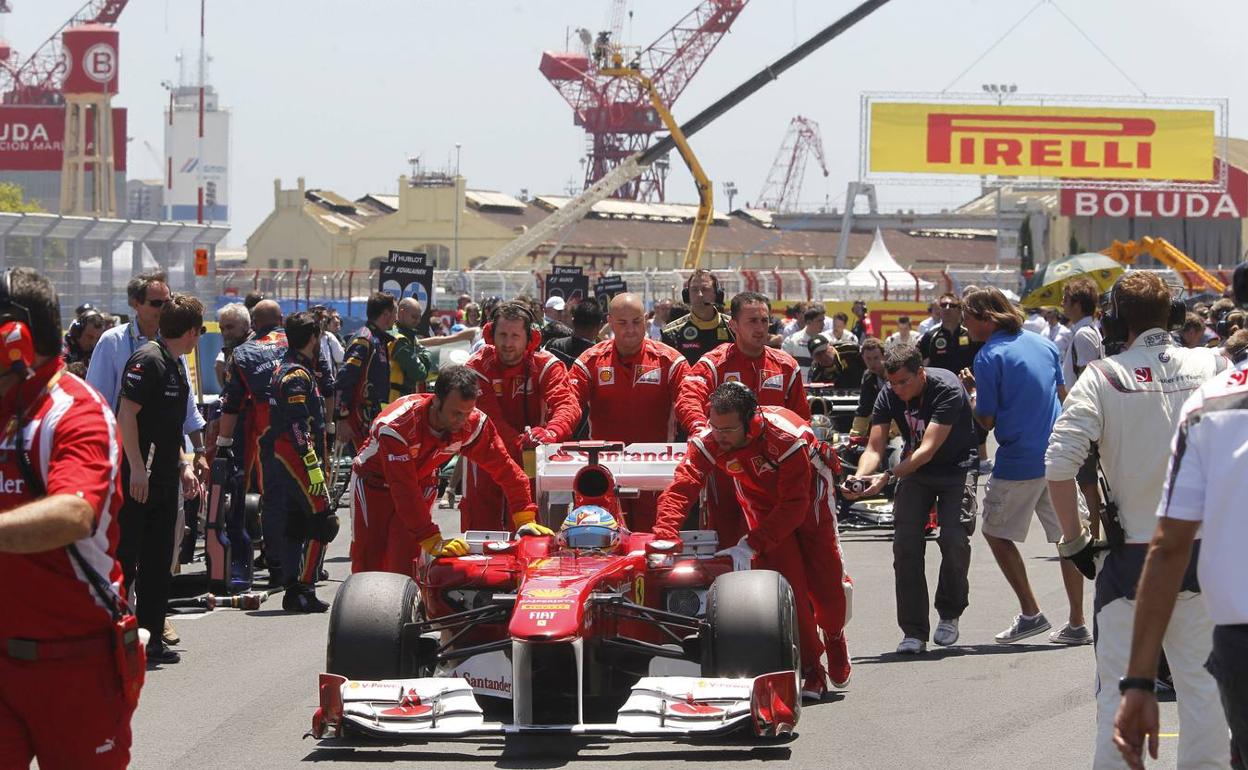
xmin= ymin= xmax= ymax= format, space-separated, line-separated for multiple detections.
xmin=1118 ymin=676 xmax=1156 ymax=694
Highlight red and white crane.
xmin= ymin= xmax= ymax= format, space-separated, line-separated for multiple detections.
xmin=539 ymin=0 xmax=748 ymax=202
xmin=755 ymin=115 xmax=829 ymax=212
xmin=0 ymin=0 xmax=129 ymax=104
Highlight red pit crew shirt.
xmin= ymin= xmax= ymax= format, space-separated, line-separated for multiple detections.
xmin=675 ymin=344 xmax=809 ymax=434
xmin=568 ymin=338 xmax=687 ymax=444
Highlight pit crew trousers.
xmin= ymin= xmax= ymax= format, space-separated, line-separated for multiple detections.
xmin=891 ymin=471 xmax=972 ymax=641
xmin=350 ymin=470 xmax=437 ymax=575
xmin=796 ymin=499 xmax=852 ymax=676
xmin=117 ymin=481 xmax=180 ymax=643
xmin=260 ymin=457 xmax=316 ymax=587
xmin=755 ymin=537 xmax=823 ymax=675
xmin=0 ymin=645 xmax=135 ymax=769
xmin=1093 ymin=569 xmax=1228 ymax=768
xmin=1208 ymin=625 xmax=1248 ymax=770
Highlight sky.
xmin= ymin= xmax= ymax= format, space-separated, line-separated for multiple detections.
xmin=4 ymin=0 xmax=1247 ymax=247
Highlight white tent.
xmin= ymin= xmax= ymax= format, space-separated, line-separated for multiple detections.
xmin=820 ymin=229 xmax=935 ymax=290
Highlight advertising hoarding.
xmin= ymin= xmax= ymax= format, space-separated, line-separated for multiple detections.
xmin=0 ymin=105 xmax=127 ymax=171
xmin=862 ymin=94 xmax=1225 ymax=190
xmin=1060 ymin=159 xmax=1248 ymax=219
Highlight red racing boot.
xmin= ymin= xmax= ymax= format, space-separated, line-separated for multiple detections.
xmin=801 ymin=665 xmax=829 ymax=702
xmin=825 ymin=631 xmax=852 ymax=689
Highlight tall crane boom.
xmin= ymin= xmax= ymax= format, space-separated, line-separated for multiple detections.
xmin=539 ymin=0 xmax=748 ymax=201
xmin=481 ymin=0 xmax=893 ymax=270
xmin=0 ymin=0 xmax=130 ymax=104
xmin=756 ymin=115 xmax=829 ymax=212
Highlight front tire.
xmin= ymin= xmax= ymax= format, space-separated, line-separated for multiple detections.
xmin=326 ymin=572 xmax=419 ymax=680
xmin=701 ymin=569 xmax=799 ymax=678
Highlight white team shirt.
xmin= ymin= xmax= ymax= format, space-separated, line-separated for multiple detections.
xmin=1157 ymin=360 xmax=1248 ymax=625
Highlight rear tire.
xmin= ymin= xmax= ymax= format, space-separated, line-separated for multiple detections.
xmin=701 ymin=569 xmax=799 ymax=678
xmin=326 ymin=572 xmax=419 ymax=680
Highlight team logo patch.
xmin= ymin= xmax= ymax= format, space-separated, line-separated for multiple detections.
xmin=682 ymin=326 xmax=699 ymax=340
xmin=750 ymin=456 xmax=776 ymax=474
xmin=934 ymin=336 xmax=948 ymax=351
xmin=724 ymin=372 xmax=742 ymax=384
xmin=635 ymin=366 xmax=661 ymax=385
xmin=513 ymin=378 xmax=531 ymax=397
xmin=1134 ymin=367 xmax=1153 ymax=383
xmin=598 ymin=367 xmax=615 ymax=385
xmin=760 ymin=371 xmax=783 ymax=391
xmin=492 ymin=379 xmax=503 ymax=395
xmin=723 ymin=459 xmax=744 ymax=474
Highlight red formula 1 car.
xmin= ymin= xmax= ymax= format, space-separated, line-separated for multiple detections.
xmin=312 ymin=442 xmax=801 ymax=741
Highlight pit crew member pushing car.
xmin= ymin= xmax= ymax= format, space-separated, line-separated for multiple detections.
xmin=260 ymin=312 xmax=338 ymax=613
xmin=350 ymin=366 xmax=540 ymax=573
xmin=675 ymin=291 xmax=810 ymax=546
xmin=655 ymin=383 xmax=850 ymax=701
xmin=0 ymin=268 xmax=142 ymax=769
xmin=568 ymin=293 xmax=687 ymax=532
xmin=462 ymin=301 xmax=580 ymax=532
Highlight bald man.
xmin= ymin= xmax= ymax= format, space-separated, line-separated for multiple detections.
xmin=390 ymin=297 xmax=432 ymax=399
xmin=568 ymin=294 xmax=687 ymax=531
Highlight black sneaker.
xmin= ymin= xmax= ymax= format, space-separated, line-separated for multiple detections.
xmin=282 ymin=585 xmax=329 ymax=613
xmin=146 ymin=642 xmax=181 ymax=665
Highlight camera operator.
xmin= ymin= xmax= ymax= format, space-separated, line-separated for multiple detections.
xmin=1046 ymin=271 xmax=1230 ymax=768
xmin=0 ymin=268 xmax=142 ymax=768
xmin=842 ymin=343 xmax=977 ymax=655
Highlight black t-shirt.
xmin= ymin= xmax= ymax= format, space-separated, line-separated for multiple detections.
xmin=918 ymin=324 xmax=982 ymax=374
xmin=545 ymin=334 xmax=595 ymax=369
xmin=855 ymin=370 xmax=885 ymax=418
xmin=661 ymin=312 xmax=734 ymax=365
xmin=871 ymin=366 xmax=976 ymax=475
xmin=120 ymin=339 xmax=189 ymax=485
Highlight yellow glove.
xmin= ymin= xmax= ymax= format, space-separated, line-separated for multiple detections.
xmin=512 ymin=507 xmax=553 ymax=537
xmin=420 ymin=533 xmax=469 ymax=557
xmin=303 ymin=450 xmax=327 ymax=499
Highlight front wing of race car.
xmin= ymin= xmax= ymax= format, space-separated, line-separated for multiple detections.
xmin=312 ymin=671 xmax=799 ymax=740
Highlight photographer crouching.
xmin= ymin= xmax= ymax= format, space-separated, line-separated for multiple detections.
xmin=0 ymin=268 xmax=143 ymax=768
xmin=1045 ymin=271 xmax=1231 ymax=768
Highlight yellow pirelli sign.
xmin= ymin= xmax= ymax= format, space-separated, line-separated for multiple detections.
xmin=869 ymin=103 xmax=1214 ymax=181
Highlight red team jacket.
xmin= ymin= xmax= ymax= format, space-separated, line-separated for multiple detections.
xmin=353 ymin=393 xmax=534 ymax=544
xmin=568 ymin=338 xmax=687 ymax=443
xmin=465 ymin=346 xmax=581 ymax=452
xmin=0 ymin=361 xmax=125 ymax=639
xmin=654 ymin=406 xmax=815 ymax=554
xmin=675 ymin=344 xmax=810 ymax=433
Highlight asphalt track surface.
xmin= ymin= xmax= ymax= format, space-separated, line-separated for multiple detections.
xmin=131 ymin=484 xmax=1187 ymax=770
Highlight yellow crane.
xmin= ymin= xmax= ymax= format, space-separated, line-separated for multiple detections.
xmin=601 ymin=55 xmax=714 ymax=270
xmin=1102 ymin=236 xmax=1226 ymax=294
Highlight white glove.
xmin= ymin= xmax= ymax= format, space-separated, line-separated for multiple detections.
xmin=715 ymin=535 xmax=756 ymax=572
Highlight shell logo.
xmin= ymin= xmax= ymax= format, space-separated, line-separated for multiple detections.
xmin=525 ymin=587 xmax=575 ymax=599
xmin=724 ymin=459 xmax=744 ymax=474
xmin=598 ymin=367 xmax=615 ymax=384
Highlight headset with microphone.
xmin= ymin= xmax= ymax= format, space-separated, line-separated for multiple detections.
xmin=0 ymin=269 xmax=36 ymax=378
xmin=681 ymin=270 xmax=725 ymax=306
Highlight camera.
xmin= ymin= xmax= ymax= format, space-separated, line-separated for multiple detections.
xmin=845 ymin=477 xmax=870 ymax=495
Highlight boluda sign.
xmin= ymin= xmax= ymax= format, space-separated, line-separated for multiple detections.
xmin=0 ymin=105 xmax=127 ymax=172
xmin=869 ymin=102 xmax=1214 ymax=181
xmin=1060 ymin=160 xmax=1248 ymax=219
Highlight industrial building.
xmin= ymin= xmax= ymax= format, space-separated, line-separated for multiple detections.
xmin=245 ymin=174 xmax=1000 ymax=274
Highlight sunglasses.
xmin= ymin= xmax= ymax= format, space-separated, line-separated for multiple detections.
xmin=145 ymin=298 xmax=168 ymax=308
xmin=940 ymin=302 xmax=961 ymax=309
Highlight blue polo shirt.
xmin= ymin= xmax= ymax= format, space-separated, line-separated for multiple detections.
xmin=973 ymin=329 xmax=1063 ymax=480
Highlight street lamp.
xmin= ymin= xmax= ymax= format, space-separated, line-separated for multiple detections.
xmin=453 ymin=143 xmax=462 ymax=271
xmin=722 ymin=181 xmax=738 ymax=212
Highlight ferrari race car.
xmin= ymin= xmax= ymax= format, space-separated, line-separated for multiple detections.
xmin=312 ymin=442 xmax=801 ymax=742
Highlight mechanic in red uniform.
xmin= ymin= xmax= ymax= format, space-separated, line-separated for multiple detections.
xmin=461 ymin=301 xmax=581 ymax=531
xmin=674 ymin=291 xmax=810 ymax=545
xmin=569 ymin=292 xmax=686 ymax=531
xmin=350 ymin=366 xmax=542 ymax=573
xmin=654 ymin=383 xmax=850 ymax=700
xmin=0 ymin=268 xmax=143 ymax=769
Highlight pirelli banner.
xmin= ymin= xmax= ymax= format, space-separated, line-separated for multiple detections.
xmin=863 ymin=95 xmax=1224 ymax=189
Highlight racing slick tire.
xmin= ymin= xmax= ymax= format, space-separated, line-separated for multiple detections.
xmin=701 ymin=569 xmax=799 ymax=678
xmin=326 ymin=572 xmax=421 ymax=680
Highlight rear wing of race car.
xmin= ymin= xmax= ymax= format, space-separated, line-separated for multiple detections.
xmin=535 ymin=442 xmax=687 ymax=500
